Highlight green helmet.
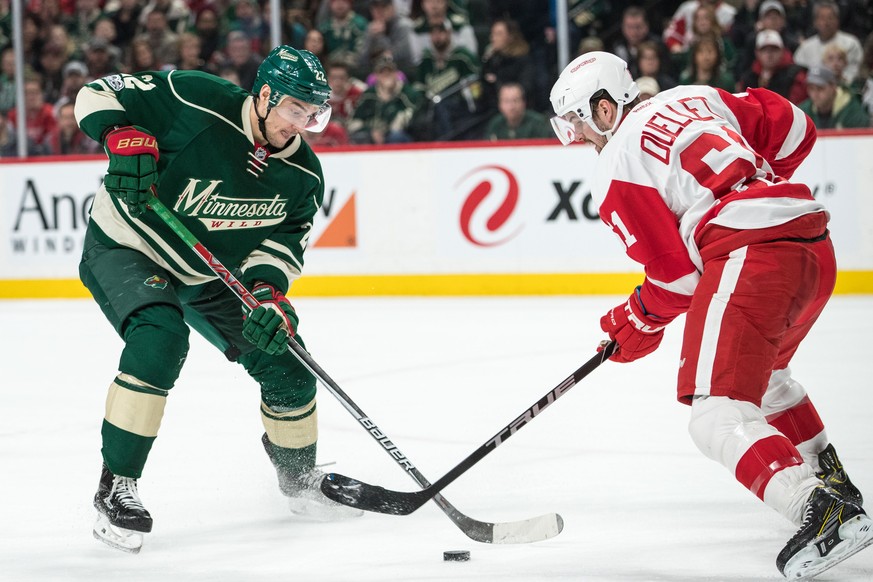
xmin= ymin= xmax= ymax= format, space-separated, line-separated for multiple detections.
xmin=253 ymin=46 xmax=331 ymax=109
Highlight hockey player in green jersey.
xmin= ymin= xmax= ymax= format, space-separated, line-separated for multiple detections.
xmin=75 ymin=45 xmax=362 ymax=554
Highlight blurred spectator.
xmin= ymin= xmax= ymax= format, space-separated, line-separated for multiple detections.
xmin=612 ymin=6 xmax=669 ymax=79
xmin=54 ymin=60 xmax=89 ymax=112
xmin=577 ymin=35 xmax=604 ymax=56
xmin=139 ymin=0 xmax=191 ymax=35
xmin=0 ymin=46 xmax=16 ymax=114
xmin=83 ymin=37 xmax=121 ymax=77
xmin=414 ymin=19 xmax=479 ymax=140
xmin=480 ymin=18 xmax=534 ymax=119
xmin=303 ymin=28 xmax=329 ymax=65
xmin=733 ymin=0 xmax=801 ymax=80
xmin=7 ymin=76 xmax=57 ymax=151
xmin=36 ymin=42 xmax=68 ymax=104
xmin=319 ymin=0 xmax=368 ymax=70
xmin=679 ymin=33 xmax=735 ymax=91
xmin=135 ymin=9 xmax=180 ymax=67
xmin=671 ymin=3 xmax=737 ymax=74
xmin=738 ymin=29 xmax=807 ymax=104
xmin=48 ymin=101 xmax=100 ymax=154
xmin=303 ymin=121 xmax=350 ymax=147
xmin=228 ymin=0 xmax=268 ymax=54
xmin=128 ymin=37 xmax=162 ymax=72
xmin=105 ymin=0 xmax=143 ymax=51
xmin=860 ymin=32 xmax=873 ymax=115
xmin=193 ymin=6 xmax=223 ymax=68
xmin=664 ymin=0 xmax=736 ymax=54
xmin=327 ymin=59 xmax=366 ymax=126
xmin=822 ymin=42 xmax=851 ymax=86
xmin=282 ymin=7 xmax=309 ymax=48
xmin=45 ymin=24 xmax=75 ymax=59
xmin=359 ymin=0 xmax=415 ymax=78
xmin=489 ymin=0 xmax=551 ymax=112
xmin=66 ymin=0 xmax=105 ymax=51
xmin=22 ymin=12 xmax=44 ymax=69
xmin=348 ymin=55 xmax=421 ymax=144
xmin=92 ymin=16 xmax=119 ymax=46
xmin=221 ymin=30 xmax=260 ymax=89
xmin=176 ymin=32 xmax=206 ymax=71
xmin=0 ymin=111 xmax=51 ymax=157
xmin=635 ymin=75 xmax=661 ymax=100
xmin=37 ymin=0 xmax=64 ymax=33
xmin=217 ymin=65 xmax=242 ymax=87
xmin=637 ymin=40 xmax=678 ymax=91
xmin=799 ymin=64 xmax=870 ymax=128
xmin=483 ymin=82 xmax=551 ymax=140
xmin=0 ymin=0 xmax=9 ymax=51
xmin=410 ymin=0 xmax=477 ymax=65
xmin=794 ymin=1 xmax=863 ymax=83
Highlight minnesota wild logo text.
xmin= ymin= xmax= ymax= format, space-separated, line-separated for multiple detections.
xmin=173 ymin=178 xmax=287 ymax=230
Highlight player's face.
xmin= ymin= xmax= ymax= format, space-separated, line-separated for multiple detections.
xmin=559 ymin=108 xmax=610 ymax=154
xmin=262 ymin=94 xmax=321 ymax=145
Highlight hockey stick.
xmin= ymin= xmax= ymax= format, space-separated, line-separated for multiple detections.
xmin=320 ymin=342 xmax=617 ymax=515
xmin=149 ymin=197 xmax=563 ymax=543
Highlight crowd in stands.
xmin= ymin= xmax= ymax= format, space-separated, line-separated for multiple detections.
xmin=1 ymin=0 xmax=872 ymax=156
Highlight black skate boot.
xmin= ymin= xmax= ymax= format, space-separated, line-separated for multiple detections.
xmin=93 ymin=464 xmax=152 ymax=553
xmin=816 ymin=444 xmax=863 ymax=506
xmin=261 ymin=433 xmax=363 ymax=520
xmin=777 ymin=486 xmax=873 ymax=579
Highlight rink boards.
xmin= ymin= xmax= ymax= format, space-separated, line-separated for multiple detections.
xmin=1 ymin=134 xmax=872 ymax=298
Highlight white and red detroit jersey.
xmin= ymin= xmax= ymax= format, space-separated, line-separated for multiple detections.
xmin=592 ymin=85 xmax=827 ymax=321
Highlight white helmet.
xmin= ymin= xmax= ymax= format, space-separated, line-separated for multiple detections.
xmin=549 ymin=51 xmax=639 ymax=145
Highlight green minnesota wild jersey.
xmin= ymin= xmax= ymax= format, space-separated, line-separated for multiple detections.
xmin=75 ymin=70 xmax=324 ymax=292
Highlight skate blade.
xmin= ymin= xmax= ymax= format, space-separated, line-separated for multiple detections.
xmin=286 ymin=495 xmax=364 ymax=522
xmin=783 ymin=514 xmax=873 ymax=580
xmin=93 ymin=513 xmax=144 ymax=554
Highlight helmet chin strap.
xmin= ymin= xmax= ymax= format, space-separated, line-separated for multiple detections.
xmin=254 ymin=95 xmax=293 ymax=152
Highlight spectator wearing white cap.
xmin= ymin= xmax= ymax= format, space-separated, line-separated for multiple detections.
xmin=733 ymin=0 xmax=801 ymax=80
xmin=738 ymin=29 xmax=808 ymax=105
xmin=794 ymin=1 xmax=863 ymax=83
xmin=53 ymin=60 xmax=90 ymax=114
xmin=799 ymin=65 xmax=870 ymax=129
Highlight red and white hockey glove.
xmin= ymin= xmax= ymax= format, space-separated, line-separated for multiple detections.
xmin=599 ymin=287 xmax=667 ymax=363
xmin=242 ymin=283 xmax=299 ymax=356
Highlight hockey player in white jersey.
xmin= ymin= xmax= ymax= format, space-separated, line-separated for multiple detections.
xmin=550 ymin=51 xmax=872 ymax=579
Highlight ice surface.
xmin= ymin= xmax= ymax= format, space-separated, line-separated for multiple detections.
xmin=1 ymin=296 xmax=872 ymax=581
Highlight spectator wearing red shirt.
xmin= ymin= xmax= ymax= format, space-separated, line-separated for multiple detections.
xmin=327 ymin=59 xmax=365 ymax=127
xmin=48 ymin=101 xmax=100 ymax=154
xmin=7 ymin=77 xmax=57 ymax=150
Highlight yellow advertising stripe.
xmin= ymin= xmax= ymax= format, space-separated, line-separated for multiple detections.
xmin=1 ymin=271 xmax=872 ymax=298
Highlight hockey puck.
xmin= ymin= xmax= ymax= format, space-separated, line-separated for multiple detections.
xmin=443 ymin=550 xmax=470 ymax=562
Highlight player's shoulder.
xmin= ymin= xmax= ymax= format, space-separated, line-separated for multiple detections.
xmin=281 ymin=138 xmax=325 ymax=182
xmin=165 ymin=69 xmax=250 ymax=110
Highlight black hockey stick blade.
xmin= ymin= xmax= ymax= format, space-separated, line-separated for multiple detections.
xmin=321 ymin=342 xmax=616 ymax=515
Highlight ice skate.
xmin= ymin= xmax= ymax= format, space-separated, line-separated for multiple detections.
xmin=816 ymin=444 xmax=863 ymax=506
xmin=777 ymin=486 xmax=873 ymax=580
xmin=92 ymin=464 xmax=152 ymax=553
xmin=262 ymin=434 xmax=363 ymax=521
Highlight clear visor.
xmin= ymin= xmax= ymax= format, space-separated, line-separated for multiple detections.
xmin=550 ymin=115 xmax=578 ymax=146
xmin=272 ymin=98 xmax=332 ymax=133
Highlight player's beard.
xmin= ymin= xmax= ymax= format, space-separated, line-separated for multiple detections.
xmin=266 ymin=123 xmax=298 ymax=150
